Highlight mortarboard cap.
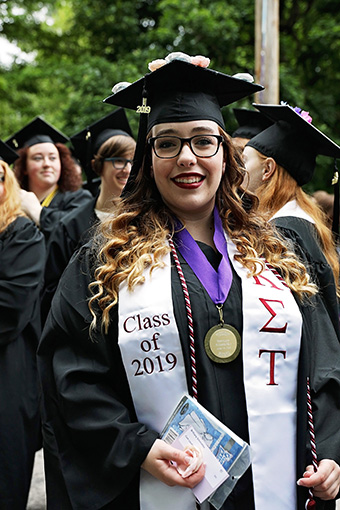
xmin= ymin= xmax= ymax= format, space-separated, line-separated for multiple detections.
xmin=232 ymin=108 xmax=273 ymax=139
xmin=103 ymin=54 xmax=263 ymax=193
xmin=6 ymin=116 xmax=69 ymax=150
xmin=104 ymin=59 xmax=263 ymax=132
xmin=70 ymin=108 xmax=132 ymax=170
xmin=246 ymin=103 xmax=340 ymax=186
xmin=70 ymin=108 xmax=133 ymax=195
xmin=0 ymin=139 xmax=19 ymax=165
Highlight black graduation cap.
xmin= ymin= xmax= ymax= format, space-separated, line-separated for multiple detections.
xmin=70 ymin=108 xmax=133 ymax=195
xmin=5 ymin=116 xmax=69 ymax=150
xmin=70 ymin=108 xmax=132 ymax=169
xmin=246 ymin=103 xmax=340 ymax=186
xmin=232 ymin=108 xmax=273 ymax=139
xmin=0 ymin=139 xmax=19 ymax=165
xmin=103 ymin=58 xmax=263 ymax=193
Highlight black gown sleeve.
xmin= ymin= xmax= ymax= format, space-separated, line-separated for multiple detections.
xmin=37 ymin=244 xmax=158 ymax=509
xmin=272 ymin=217 xmax=340 ymax=340
xmin=39 ymin=189 xmax=92 ymax=241
xmin=40 ymin=198 xmax=98 ymax=325
xmin=0 ymin=217 xmax=45 ymax=346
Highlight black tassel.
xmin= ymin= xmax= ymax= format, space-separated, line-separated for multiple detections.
xmin=122 ymin=78 xmax=149 ymax=197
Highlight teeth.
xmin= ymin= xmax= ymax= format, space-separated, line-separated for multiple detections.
xmin=175 ymin=176 xmax=202 ymax=184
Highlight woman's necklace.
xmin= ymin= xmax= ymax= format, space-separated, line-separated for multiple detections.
xmin=171 ymin=206 xmax=241 ymax=365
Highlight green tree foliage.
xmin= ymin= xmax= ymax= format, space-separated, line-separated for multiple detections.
xmin=1 ymin=0 xmax=339 ymax=190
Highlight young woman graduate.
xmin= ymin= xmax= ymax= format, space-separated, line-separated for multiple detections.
xmin=6 ymin=116 xmax=92 ymax=242
xmin=37 ymin=53 xmax=340 ymax=510
xmin=0 ymin=160 xmax=45 ymax=509
xmin=41 ymin=109 xmax=135 ymax=328
xmin=242 ymin=103 xmax=340 ymax=339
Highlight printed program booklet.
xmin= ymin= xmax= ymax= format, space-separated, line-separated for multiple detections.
xmin=161 ymin=395 xmax=251 ymax=509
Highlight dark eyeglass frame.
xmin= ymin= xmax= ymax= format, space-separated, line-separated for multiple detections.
xmin=104 ymin=157 xmax=133 ymax=169
xmin=0 ymin=174 xmax=5 ymax=183
xmin=148 ymin=134 xmax=224 ymax=159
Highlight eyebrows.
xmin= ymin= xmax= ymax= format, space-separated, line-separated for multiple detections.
xmin=29 ymin=150 xmax=58 ymax=157
xmin=154 ymin=125 xmax=217 ymax=137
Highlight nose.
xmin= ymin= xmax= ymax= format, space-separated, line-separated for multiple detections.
xmin=122 ymin=162 xmax=132 ymax=174
xmin=177 ymin=142 xmax=197 ymax=166
xmin=43 ymin=156 xmax=51 ymax=165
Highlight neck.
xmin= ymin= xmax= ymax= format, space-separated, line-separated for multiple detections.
xmin=96 ymin=187 xmax=120 ymax=212
xmin=178 ymin=210 xmax=215 ymax=249
xmin=31 ymin=184 xmax=58 ymax=203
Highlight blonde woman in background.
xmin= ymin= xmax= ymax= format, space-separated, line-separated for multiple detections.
xmin=0 ymin=160 xmax=45 ymax=509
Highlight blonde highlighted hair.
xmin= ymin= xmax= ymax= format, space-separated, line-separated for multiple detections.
xmin=88 ymin=128 xmax=317 ymax=333
xmin=0 ymin=160 xmax=26 ymax=234
xmin=254 ymin=154 xmax=340 ymax=294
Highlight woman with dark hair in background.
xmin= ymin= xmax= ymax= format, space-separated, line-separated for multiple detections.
xmin=6 ymin=116 xmax=92 ymax=242
xmin=41 ymin=108 xmax=135 ymax=324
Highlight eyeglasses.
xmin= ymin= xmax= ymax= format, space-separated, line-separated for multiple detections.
xmin=148 ymin=134 xmax=224 ymax=159
xmin=104 ymin=157 xmax=133 ymax=169
xmin=0 ymin=174 xmax=5 ymax=183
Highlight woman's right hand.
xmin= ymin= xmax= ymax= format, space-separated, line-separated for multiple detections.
xmin=141 ymin=438 xmax=205 ymax=488
xmin=20 ymin=189 xmax=42 ymax=226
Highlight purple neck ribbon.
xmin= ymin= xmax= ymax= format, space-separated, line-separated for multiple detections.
xmin=173 ymin=206 xmax=233 ymax=305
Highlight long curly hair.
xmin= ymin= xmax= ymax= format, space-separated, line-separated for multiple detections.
xmin=89 ymin=128 xmax=316 ymax=333
xmin=14 ymin=143 xmax=83 ymax=192
xmin=0 ymin=160 xmax=26 ymax=233
xmin=254 ymin=154 xmax=340 ymax=295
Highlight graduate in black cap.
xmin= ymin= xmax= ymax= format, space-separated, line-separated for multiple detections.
xmin=6 ymin=116 xmax=92 ymax=242
xmin=243 ymin=102 xmax=340 ymax=337
xmin=0 ymin=159 xmax=45 ymax=508
xmin=37 ymin=53 xmax=340 ymax=510
xmin=40 ymin=108 xmax=135 ymax=325
xmin=231 ymin=108 xmax=273 ymax=151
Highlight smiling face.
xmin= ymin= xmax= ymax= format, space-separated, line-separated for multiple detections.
xmin=26 ymin=142 xmax=61 ymax=195
xmin=100 ymin=151 xmax=133 ymax=198
xmin=150 ymin=120 xmax=225 ymax=220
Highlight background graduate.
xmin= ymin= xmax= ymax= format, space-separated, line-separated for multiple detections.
xmin=6 ymin=116 xmax=92 ymax=242
xmin=37 ymin=53 xmax=340 ymax=510
xmin=0 ymin=160 xmax=45 ymax=509
xmin=242 ymin=103 xmax=340 ymax=337
xmin=41 ymin=108 xmax=135 ymax=325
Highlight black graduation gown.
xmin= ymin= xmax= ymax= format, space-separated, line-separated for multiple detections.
xmin=39 ymin=188 xmax=92 ymax=243
xmin=41 ymin=196 xmax=98 ymax=325
xmin=37 ymin=241 xmax=340 ymax=510
xmin=272 ymin=216 xmax=340 ymax=340
xmin=0 ymin=217 xmax=45 ymax=509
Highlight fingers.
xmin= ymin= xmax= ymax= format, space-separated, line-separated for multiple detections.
xmin=141 ymin=439 xmax=206 ymax=488
xmin=297 ymin=459 xmax=340 ymax=501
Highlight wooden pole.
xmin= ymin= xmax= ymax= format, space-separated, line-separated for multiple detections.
xmin=255 ymin=0 xmax=280 ymax=104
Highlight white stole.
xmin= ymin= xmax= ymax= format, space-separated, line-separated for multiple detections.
xmin=118 ymin=259 xmax=197 ymax=510
xmin=118 ymin=239 xmax=302 ymax=510
xmin=227 ymin=239 xmax=302 ymax=510
xmin=270 ymin=199 xmax=315 ymax=224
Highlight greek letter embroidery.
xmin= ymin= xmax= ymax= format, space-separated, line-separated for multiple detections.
xmin=259 ymin=349 xmax=286 ymax=385
xmin=259 ymin=298 xmax=288 ymax=333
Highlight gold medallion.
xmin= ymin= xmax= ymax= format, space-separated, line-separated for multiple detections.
xmin=204 ymin=324 xmax=241 ymax=363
